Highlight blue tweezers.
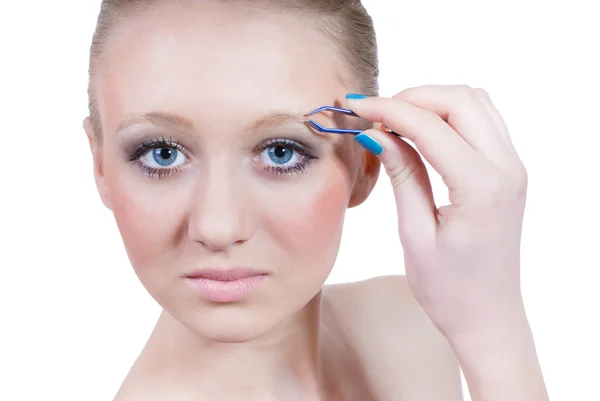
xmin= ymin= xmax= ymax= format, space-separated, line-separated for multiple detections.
xmin=304 ymin=106 xmax=401 ymax=137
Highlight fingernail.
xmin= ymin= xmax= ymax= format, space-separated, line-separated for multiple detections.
xmin=354 ymin=133 xmax=384 ymax=156
xmin=346 ymin=93 xmax=368 ymax=100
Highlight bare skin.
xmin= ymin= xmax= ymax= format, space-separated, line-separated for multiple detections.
xmin=86 ymin=2 xmax=548 ymax=401
xmin=114 ymin=276 xmax=462 ymax=401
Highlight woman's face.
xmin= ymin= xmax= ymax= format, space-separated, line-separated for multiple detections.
xmin=87 ymin=2 xmax=378 ymax=342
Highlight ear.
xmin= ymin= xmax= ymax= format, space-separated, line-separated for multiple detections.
xmin=348 ymin=147 xmax=381 ymax=208
xmin=83 ymin=117 xmax=112 ymax=210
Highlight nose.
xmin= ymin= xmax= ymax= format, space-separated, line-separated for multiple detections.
xmin=187 ymin=170 xmax=255 ymax=251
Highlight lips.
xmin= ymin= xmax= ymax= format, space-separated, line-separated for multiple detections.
xmin=184 ymin=268 xmax=268 ymax=303
xmin=184 ymin=268 xmax=267 ymax=281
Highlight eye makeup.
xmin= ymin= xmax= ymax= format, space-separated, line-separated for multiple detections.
xmin=125 ymin=134 xmax=320 ymax=180
xmin=254 ymin=138 xmax=319 ymax=176
xmin=127 ymin=136 xmax=190 ymax=179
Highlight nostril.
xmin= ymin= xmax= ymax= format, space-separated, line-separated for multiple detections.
xmin=187 ymin=210 xmax=254 ymax=251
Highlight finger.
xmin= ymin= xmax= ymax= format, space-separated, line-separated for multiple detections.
xmin=394 ymin=85 xmax=517 ymax=169
xmin=346 ymin=96 xmax=487 ymax=183
xmin=357 ymin=127 xmax=438 ymax=247
xmin=473 ymin=88 xmax=521 ymax=159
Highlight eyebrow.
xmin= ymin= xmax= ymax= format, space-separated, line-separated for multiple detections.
xmin=116 ymin=111 xmax=195 ymax=134
xmin=115 ymin=110 xmax=332 ymax=138
xmin=247 ymin=111 xmax=308 ymax=131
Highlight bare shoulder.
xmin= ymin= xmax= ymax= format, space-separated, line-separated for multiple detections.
xmin=323 ymin=275 xmax=463 ymax=401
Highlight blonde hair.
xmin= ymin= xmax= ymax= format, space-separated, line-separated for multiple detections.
xmin=87 ymin=0 xmax=379 ymax=140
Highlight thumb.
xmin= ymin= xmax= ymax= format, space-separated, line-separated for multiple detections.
xmin=354 ymin=128 xmax=438 ymax=247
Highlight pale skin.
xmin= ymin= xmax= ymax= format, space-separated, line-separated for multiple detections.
xmin=84 ymin=3 xmax=548 ymax=401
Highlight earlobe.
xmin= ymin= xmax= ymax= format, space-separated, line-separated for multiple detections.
xmin=83 ymin=117 xmax=95 ymax=153
xmin=348 ymin=150 xmax=381 ymax=208
xmin=83 ymin=117 xmax=112 ymax=210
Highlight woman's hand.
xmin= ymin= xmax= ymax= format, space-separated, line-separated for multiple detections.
xmin=346 ymin=85 xmax=528 ymax=337
xmin=347 ymin=85 xmax=527 ymax=335
xmin=346 ymin=86 xmax=549 ymax=401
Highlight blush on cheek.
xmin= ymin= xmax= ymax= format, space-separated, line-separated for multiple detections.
xmin=107 ymin=176 xmax=183 ymax=269
xmin=273 ymin=171 xmax=351 ymax=257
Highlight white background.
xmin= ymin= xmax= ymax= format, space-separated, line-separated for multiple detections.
xmin=1 ymin=1 xmax=598 ymax=400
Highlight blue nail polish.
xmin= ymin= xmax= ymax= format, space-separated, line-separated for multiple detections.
xmin=346 ymin=93 xmax=368 ymax=100
xmin=354 ymin=133 xmax=384 ymax=156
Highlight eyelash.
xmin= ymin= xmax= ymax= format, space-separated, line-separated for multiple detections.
xmin=128 ymin=137 xmax=186 ymax=179
xmin=128 ymin=137 xmax=318 ymax=179
xmin=258 ymin=138 xmax=318 ymax=176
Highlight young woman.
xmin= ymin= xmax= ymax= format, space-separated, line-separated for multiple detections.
xmin=85 ymin=1 xmax=549 ymax=400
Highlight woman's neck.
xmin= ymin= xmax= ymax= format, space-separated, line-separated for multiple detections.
xmin=132 ymin=291 xmax=330 ymax=401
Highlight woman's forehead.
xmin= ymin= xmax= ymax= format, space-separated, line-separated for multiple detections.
xmin=97 ymin=2 xmax=348 ymax=134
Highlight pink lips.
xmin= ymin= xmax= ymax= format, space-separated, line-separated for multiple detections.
xmin=184 ymin=268 xmax=267 ymax=303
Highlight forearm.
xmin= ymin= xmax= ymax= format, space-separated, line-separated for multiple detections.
xmin=446 ymin=306 xmax=549 ymax=401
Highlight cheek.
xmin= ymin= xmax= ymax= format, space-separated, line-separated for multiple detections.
xmin=105 ymin=169 xmax=186 ymax=269
xmin=263 ymin=166 xmax=351 ymax=259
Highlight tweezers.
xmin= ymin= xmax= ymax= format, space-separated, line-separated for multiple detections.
xmin=304 ymin=106 xmax=401 ymax=137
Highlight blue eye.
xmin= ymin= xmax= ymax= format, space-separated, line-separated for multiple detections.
xmin=129 ymin=137 xmax=317 ymax=180
xmin=152 ymin=147 xmax=177 ymax=166
xmin=128 ymin=137 xmax=189 ymax=179
xmin=264 ymin=145 xmax=298 ymax=165
xmin=258 ymin=142 xmax=305 ymax=168
xmin=256 ymin=139 xmax=318 ymax=176
xmin=140 ymin=146 xmax=187 ymax=168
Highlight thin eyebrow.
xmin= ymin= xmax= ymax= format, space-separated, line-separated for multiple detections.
xmin=246 ymin=111 xmax=308 ymax=131
xmin=247 ymin=111 xmax=335 ymax=141
xmin=115 ymin=110 xmax=333 ymax=139
xmin=116 ymin=111 xmax=195 ymax=134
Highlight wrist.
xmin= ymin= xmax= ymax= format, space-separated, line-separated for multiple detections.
xmin=435 ymin=292 xmax=527 ymax=343
xmin=446 ymin=309 xmax=549 ymax=401
xmin=446 ymin=304 xmax=530 ymax=362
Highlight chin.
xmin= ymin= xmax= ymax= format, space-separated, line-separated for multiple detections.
xmin=201 ymin=329 xmax=265 ymax=344
xmin=177 ymin=304 xmax=281 ymax=344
